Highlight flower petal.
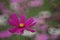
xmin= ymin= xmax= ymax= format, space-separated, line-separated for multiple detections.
xmin=10 ymin=13 xmax=19 ymax=24
xmin=8 ymin=20 xmax=18 ymax=26
xmin=15 ymin=28 xmax=24 ymax=34
xmin=20 ymin=13 xmax=26 ymax=23
xmin=26 ymin=27 xmax=35 ymax=32
xmin=9 ymin=27 xmax=18 ymax=33
xmin=29 ymin=22 xmax=36 ymax=27
xmin=22 ymin=30 xmax=37 ymax=37
xmin=0 ymin=31 xmax=12 ymax=38
xmin=25 ymin=18 xmax=34 ymax=26
xmin=28 ymin=0 xmax=43 ymax=7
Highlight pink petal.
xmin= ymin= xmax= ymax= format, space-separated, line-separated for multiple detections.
xmin=38 ymin=24 xmax=48 ymax=33
xmin=29 ymin=21 xmax=36 ymax=27
xmin=28 ymin=0 xmax=43 ymax=7
xmin=20 ymin=13 xmax=26 ymax=23
xmin=15 ymin=28 xmax=24 ymax=34
xmin=26 ymin=27 xmax=35 ymax=32
xmin=9 ymin=27 xmax=18 ymax=33
xmin=25 ymin=18 xmax=34 ymax=26
xmin=36 ymin=24 xmax=48 ymax=33
xmin=8 ymin=20 xmax=19 ymax=26
xmin=10 ymin=14 xmax=19 ymax=24
xmin=35 ymin=34 xmax=49 ymax=40
xmin=40 ymin=25 xmax=48 ymax=33
xmin=0 ymin=31 xmax=12 ymax=38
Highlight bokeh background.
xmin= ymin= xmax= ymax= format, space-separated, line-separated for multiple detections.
xmin=0 ymin=0 xmax=60 ymax=40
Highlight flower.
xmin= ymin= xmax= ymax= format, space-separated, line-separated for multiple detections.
xmin=33 ymin=16 xmax=48 ymax=32
xmin=22 ymin=30 xmax=37 ymax=37
xmin=38 ymin=11 xmax=51 ymax=19
xmin=0 ymin=31 xmax=12 ymax=38
xmin=48 ymin=27 xmax=60 ymax=40
xmin=48 ymin=27 xmax=60 ymax=35
xmin=10 ymin=0 xmax=27 ymax=12
xmin=10 ymin=0 xmax=44 ymax=13
xmin=34 ymin=17 xmax=45 ymax=24
xmin=8 ymin=13 xmax=36 ymax=34
xmin=14 ymin=30 xmax=37 ymax=37
xmin=10 ymin=3 xmax=20 ymax=11
xmin=31 ymin=16 xmax=49 ymax=40
xmin=28 ymin=0 xmax=44 ymax=7
xmin=35 ymin=33 xmax=49 ymax=40
xmin=10 ymin=0 xmax=20 ymax=12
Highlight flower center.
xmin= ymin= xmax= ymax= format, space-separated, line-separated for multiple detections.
xmin=19 ymin=23 xmax=24 ymax=28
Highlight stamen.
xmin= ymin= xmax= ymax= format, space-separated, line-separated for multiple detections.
xmin=19 ymin=23 xmax=24 ymax=28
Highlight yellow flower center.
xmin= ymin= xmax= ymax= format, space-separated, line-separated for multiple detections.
xmin=19 ymin=23 xmax=24 ymax=28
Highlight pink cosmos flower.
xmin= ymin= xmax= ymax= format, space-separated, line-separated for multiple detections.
xmin=33 ymin=17 xmax=45 ymax=24
xmin=8 ymin=13 xmax=36 ymax=34
xmin=10 ymin=0 xmax=27 ymax=13
xmin=32 ymin=17 xmax=49 ymax=40
xmin=0 ymin=31 xmax=12 ymax=38
xmin=28 ymin=0 xmax=44 ymax=7
xmin=35 ymin=33 xmax=49 ymax=40
xmin=10 ymin=0 xmax=44 ymax=13
xmin=33 ymin=17 xmax=48 ymax=34
xmin=10 ymin=0 xmax=20 ymax=12
xmin=37 ymin=24 xmax=48 ymax=33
